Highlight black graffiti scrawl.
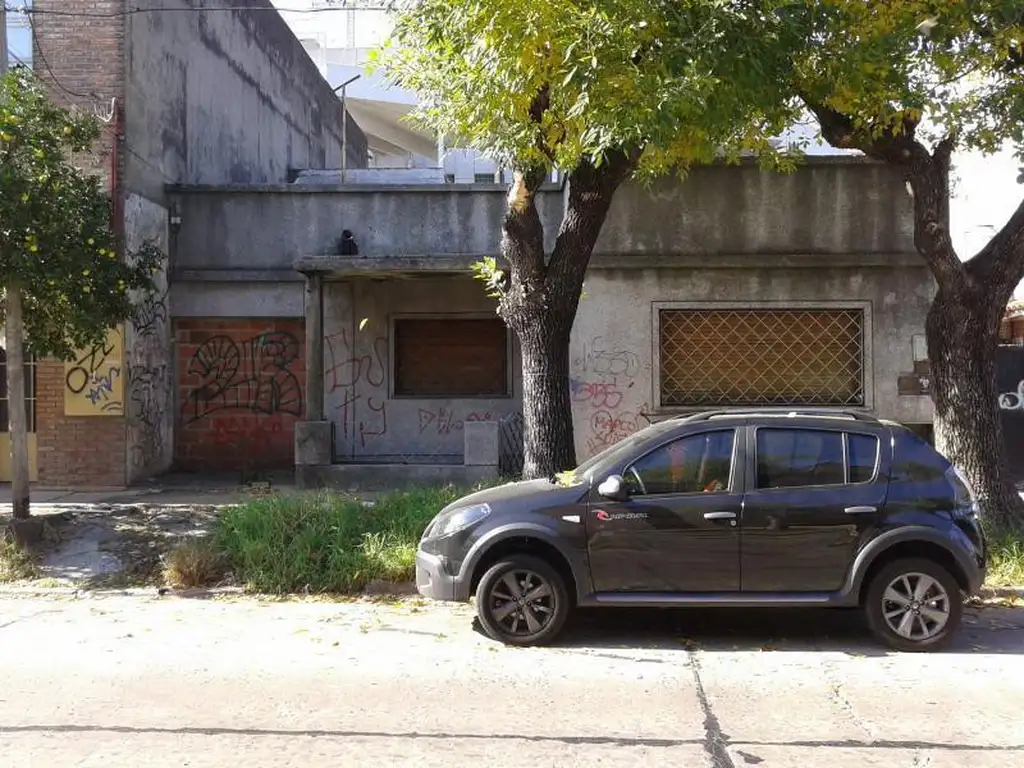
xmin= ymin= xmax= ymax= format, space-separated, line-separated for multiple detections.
xmin=182 ymin=332 xmax=303 ymax=423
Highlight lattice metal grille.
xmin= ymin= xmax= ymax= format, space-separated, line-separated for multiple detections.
xmin=659 ymin=309 xmax=865 ymax=407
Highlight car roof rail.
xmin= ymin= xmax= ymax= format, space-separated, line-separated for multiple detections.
xmin=672 ymin=407 xmax=880 ymax=424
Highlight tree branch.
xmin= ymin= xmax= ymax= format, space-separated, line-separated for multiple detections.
xmin=544 ymin=146 xmax=641 ymax=298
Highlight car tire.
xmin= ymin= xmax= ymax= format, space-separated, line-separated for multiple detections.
xmin=864 ymin=557 xmax=963 ymax=652
xmin=475 ymin=554 xmax=571 ymax=647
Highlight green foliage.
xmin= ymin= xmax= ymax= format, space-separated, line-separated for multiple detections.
xmin=215 ymin=486 xmax=469 ymax=593
xmin=0 ymin=68 xmax=159 ymax=360
xmin=372 ymin=0 xmax=813 ymax=178
xmin=0 ymin=538 xmax=39 ymax=582
xmin=794 ymin=0 xmax=1024 ymax=158
xmin=986 ymin=528 xmax=1024 ymax=588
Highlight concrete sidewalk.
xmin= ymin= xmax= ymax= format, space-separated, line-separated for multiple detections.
xmin=0 ymin=471 xmax=299 ymax=510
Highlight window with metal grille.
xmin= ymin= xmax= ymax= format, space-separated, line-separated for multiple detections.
xmin=0 ymin=351 xmax=37 ymax=432
xmin=394 ymin=317 xmax=509 ymax=397
xmin=659 ymin=308 xmax=865 ymax=407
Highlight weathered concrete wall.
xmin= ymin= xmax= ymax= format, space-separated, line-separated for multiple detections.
xmin=322 ymin=278 xmax=522 ymax=462
xmin=168 ymin=159 xmax=913 ymax=274
xmin=569 ymin=266 xmax=935 ymax=462
xmin=124 ymin=194 xmax=175 ymax=482
xmin=997 ymin=346 xmax=1024 ymax=486
xmin=124 ymin=0 xmax=367 ymax=201
xmin=169 ymin=186 xmax=563 ymax=273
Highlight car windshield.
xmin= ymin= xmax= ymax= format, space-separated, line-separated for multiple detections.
xmin=562 ymin=420 xmax=680 ymax=484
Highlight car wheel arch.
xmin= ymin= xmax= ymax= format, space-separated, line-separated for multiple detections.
xmin=846 ymin=528 xmax=972 ymax=602
xmin=464 ymin=526 xmax=583 ymax=604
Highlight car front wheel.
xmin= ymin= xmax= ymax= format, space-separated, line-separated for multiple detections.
xmin=864 ymin=557 xmax=963 ymax=652
xmin=475 ymin=555 xmax=570 ymax=647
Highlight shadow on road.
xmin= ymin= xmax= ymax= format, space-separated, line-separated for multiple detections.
xmin=474 ymin=603 xmax=1024 ymax=656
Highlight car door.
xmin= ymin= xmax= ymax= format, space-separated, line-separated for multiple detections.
xmin=586 ymin=427 xmax=744 ymax=593
xmin=740 ymin=423 xmax=889 ymax=593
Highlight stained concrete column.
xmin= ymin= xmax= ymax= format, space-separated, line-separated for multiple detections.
xmin=304 ymin=272 xmax=324 ymax=421
xmin=296 ymin=271 xmax=331 ymax=488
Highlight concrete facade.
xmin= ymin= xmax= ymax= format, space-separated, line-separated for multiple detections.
xmin=160 ymin=157 xmax=939 ymax=487
xmin=24 ymin=0 xmax=367 ymax=488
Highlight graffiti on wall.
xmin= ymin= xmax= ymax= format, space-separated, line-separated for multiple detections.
xmin=999 ymin=381 xmax=1024 ymax=411
xmin=127 ymin=363 xmax=169 ymax=470
xmin=181 ymin=332 xmax=303 ymax=423
xmin=64 ymin=326 xmax=125 ymax=416
xmin=417 ymin=407 xmax=493 ymax=436
xmin=325 ymin=329 xmax=388 ymax=392
xmin=569 ymin=335 xmax=650 ymax=457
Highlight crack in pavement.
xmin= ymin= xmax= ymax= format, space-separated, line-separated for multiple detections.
xmin=686 ymin=649 xmax=736 ymax=768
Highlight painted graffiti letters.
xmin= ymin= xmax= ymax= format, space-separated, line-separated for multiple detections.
xmin=359 ymin=397 xmax=388 ymax=447
xmin=182 ymin=332 xmax=303 ymax=423
xmin=587 ymin=403 xmax=651 ymax=455
xmin=65 ymin=328 xmax=125 ymax=416
xmin=999 ymin=380 xmax=1024 ymax=411
xmin=133 ymin=290 xmax=169 ymax=338
xmin=418 ymin=406 xmax=465 ymax=435
xmin=573 ymin=336 xmax=640 ymax=379
xmin=325 ymin=329 xmax=387 ymax=392
xmin=570 ymin=378 xmax=631 ymax=409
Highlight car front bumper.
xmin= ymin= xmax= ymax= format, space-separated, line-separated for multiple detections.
xmin=415 ymin=549 xmax=461 ymax=602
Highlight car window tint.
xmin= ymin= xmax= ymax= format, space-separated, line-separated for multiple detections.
xmin=625 ymin=430 xmax=734 ymax=496
xmin=847 ymin=433 xmax=879 ymax=483
xmin=756 ymin=428 xmax=844 ymax=489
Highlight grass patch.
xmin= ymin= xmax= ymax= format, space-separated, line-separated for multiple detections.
xmin=0 ymin=539 xmax=40 ymax=582
xmin=216 ymin=485 xmax=468 ymax=594
xmin=986 ymin=531 xmax=1024 ymax=588
xmin=163 ymin=537 xmax=228 ymax=589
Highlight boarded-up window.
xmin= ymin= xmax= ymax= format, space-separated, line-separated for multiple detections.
xmin=659 ymin=309 xmax=864 ymax=407
xmin=394 ymin=318 xmax=509 ymax=397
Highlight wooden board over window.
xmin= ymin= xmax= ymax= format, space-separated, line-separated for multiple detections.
xmin=394 ymin=317 xmax=509 ymax=397
xmin=659 ymin=308 xmax=865 ymax=407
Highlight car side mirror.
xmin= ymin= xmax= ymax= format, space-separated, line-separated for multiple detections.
xmin=597 ymin=474 xmax=628 ymax=501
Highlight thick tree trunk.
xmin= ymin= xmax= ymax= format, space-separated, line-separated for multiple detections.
xmin=927 ymin=285 xmax=1024 ymax=530
xmin=517 ymin=309 xmax=576 ymax=478
xmin=497 ymin=152 xmax=638 ymax=479
xmin=5 ymin=285 xmax=31 ymax=519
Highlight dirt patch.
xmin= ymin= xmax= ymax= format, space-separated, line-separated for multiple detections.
xmin=21 ymin=504 xmax=225 ymax=589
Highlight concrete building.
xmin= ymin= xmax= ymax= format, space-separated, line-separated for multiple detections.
xmin=166 ymin=157 xmax=937 ymax=489
xmin=2 ymin=0 xmax=367 ymax=487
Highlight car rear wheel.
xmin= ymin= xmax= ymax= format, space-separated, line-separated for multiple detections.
xmin=864 ymin=557 xmax=963 ymax=652
xmin=475 ymin=555 xmax=570 ymax=647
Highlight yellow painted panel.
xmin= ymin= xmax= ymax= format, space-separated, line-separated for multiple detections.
xmin=64 ymin=326 xmax=125 ymax=417
xmin=0 ymin=433 xmax=38 ymax=482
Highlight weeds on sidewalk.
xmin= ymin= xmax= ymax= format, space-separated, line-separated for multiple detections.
xmin=163 ymin=537 xmax=228 ymax=589
xmin=215 ymin=486 xmax=468 ymax=593
xmin=0 ymin=539 xmax=40 ymax=582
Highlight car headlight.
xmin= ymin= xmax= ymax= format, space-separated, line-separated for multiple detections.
xmin=429 ymin=503 xmax=491 ymax=538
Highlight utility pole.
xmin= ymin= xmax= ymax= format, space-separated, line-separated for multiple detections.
xmin=1 ymin=6 xmax=33 ymax=519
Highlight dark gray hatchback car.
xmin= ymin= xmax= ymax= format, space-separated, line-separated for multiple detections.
xmin=415 ymin=409 xmax=987 ymax=651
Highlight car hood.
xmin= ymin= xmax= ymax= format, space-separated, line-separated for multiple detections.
xmin=439 ymin=477 xmax=588 ymax=514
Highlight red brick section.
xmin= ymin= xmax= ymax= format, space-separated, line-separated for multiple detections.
xmin=36 ymin=361 xmax=127 ymax=488
xmin=32 ymin=0 xmax=125 ymax=180
xmin=174 ymin=319 xmax=306 ymax=472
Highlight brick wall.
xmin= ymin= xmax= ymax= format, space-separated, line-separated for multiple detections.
xmin=35 ymin=361 xmax=127 ymax=488
xmin=32 ymin=0 xmax=125 ymax=179
xmin=174 ymin=318 xmax=305 ymax=471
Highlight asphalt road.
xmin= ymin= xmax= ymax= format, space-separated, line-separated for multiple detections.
xmin=1 ymin=592 xmax=1022 ymax=767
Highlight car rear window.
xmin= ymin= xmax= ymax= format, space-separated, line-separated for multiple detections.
xmin=848 ymin=433 xmax=879 ymax=483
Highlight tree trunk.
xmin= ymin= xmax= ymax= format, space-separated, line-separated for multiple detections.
xmin=927 ymin=284 xmax=1024 ymax=530
xmin=496 ymin=152 xmax=638 ymax=480
xmin=517 ymin=308 xmax=576 ymax=479
xmin=5 ymin=285 xmax=31 ymax=519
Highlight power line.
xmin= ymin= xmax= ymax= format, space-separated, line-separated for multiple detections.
xmin=4 ymin=3 xmax=397 ymax=18
xmin=25 ymin=10 xmax=98 ymax=100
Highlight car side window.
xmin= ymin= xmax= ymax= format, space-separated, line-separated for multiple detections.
xmin=756 ymin=428 xmax=845 ymax=489
xmin=624 ymin=430 xmax=735 ymax=496
xmin=847 ymin=433 xmax=880 ymax=483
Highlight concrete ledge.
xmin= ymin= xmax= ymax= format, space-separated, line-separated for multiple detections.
xmin=304 ymin=463 xmax=499 ymax=493
xmin=295 ymin=421 xmax=333 ymax=467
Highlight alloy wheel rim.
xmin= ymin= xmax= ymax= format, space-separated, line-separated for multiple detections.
xmin=488 ymin=569 xmax=556 ymax=637
xmin=881 ymin=572 xmax=951 ymax=642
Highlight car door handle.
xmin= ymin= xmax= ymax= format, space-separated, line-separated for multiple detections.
xmin=703 ymin=511 xmax=737 ymax=521
xmin=844 ymin=505 xmax=878 ymax=514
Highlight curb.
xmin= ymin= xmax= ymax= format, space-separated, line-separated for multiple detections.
xmin=0 ymin=582 xmax=420 ymax=601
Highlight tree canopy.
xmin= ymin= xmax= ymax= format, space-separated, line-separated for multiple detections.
xmin=0 ymin=68 xmax=159 ymax=359
xmin=374 ymin=0 xmax=815 ymax=177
